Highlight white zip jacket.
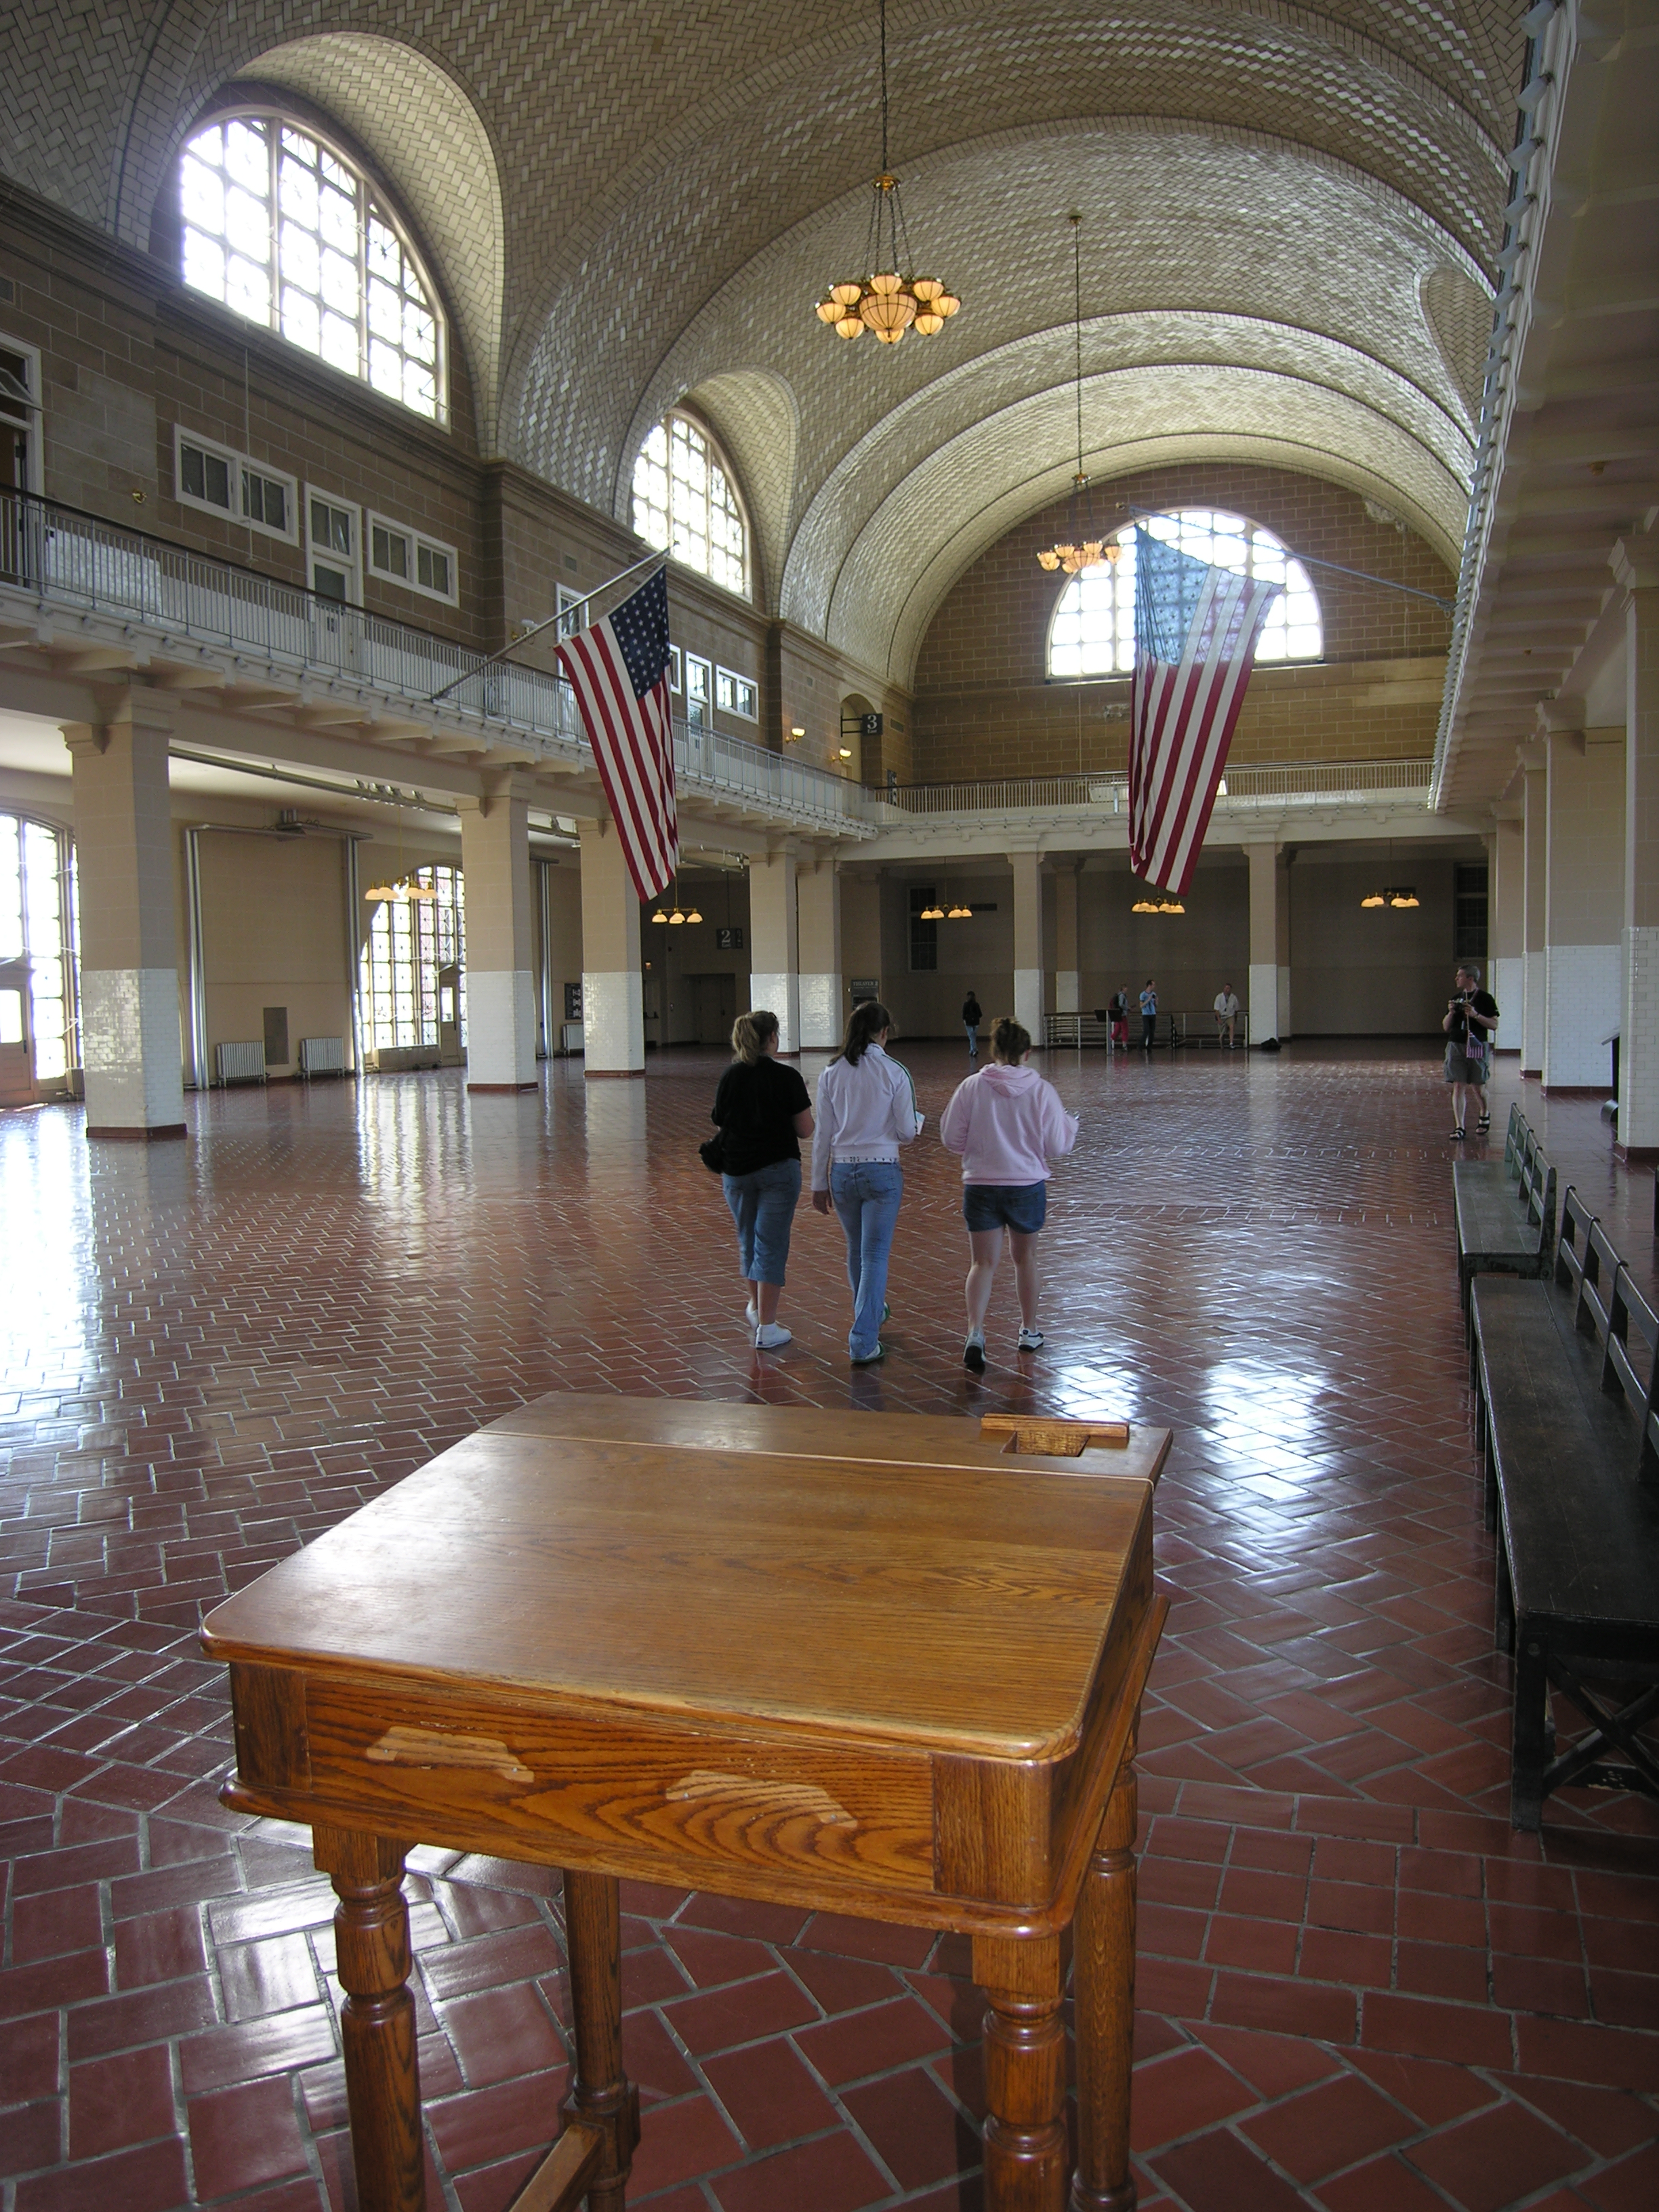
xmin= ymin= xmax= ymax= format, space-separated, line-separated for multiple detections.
xmin=811 ymin=1042 xmax=922 ymax=1191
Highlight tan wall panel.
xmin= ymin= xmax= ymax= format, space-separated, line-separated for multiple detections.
xmin=197 ymin=830 xmax=351 ymax=1073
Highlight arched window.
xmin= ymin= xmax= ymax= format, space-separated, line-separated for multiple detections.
xmin=631 ymin=415 xmax=748 ymax=597
xmin=359 ymin=865 xmax=465 ymax=1054
xmin=179 ymin=112 xmax=445 ymax=423
xmin=1048 ymin=510 xmax=1322 ymax=678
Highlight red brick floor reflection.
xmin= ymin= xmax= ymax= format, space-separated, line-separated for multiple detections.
xmin=1 ymin=1040 xmax=1655 ymax=2211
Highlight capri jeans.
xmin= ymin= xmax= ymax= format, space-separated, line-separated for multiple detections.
xmin=830 ymin=1159 xmax=903 ymax=1359
xmin=721 ymin=1158 xmax=802 ymax=1286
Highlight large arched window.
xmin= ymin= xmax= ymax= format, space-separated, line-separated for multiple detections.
xmin=631 ymin=415 xmax=748 ymax=596
xmin=179 ymin=112 xmax=445 ymax=423
xmin=1048 ymin=510 xmax=1322 ymax=678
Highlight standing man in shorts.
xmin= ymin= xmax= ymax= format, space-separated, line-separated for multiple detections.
xmin=1214 ymin=982 xmax=1241 ymax=1049
xmin=1443 ymin=962 xmax=1499 ymax=1139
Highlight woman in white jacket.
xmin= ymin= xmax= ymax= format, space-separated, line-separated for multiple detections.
xmin=811 ymin=1001 xmax=922 ymax=1365
xmin=939 ymin=1014 xmax=1078 ymax=1373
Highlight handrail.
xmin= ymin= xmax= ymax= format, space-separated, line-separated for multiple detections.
xmin=0 ymin=489 xmax=869 ymax=833
xmin=886 ymin=760 xmax=1431 ymax=813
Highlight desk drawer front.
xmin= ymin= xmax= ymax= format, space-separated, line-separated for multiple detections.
xmin=300 ymin=1681 xmax=937 ymax=1893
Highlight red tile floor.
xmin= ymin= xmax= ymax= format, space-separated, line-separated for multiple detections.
xmin=1 ymin=1038 xmax=1655 ymax=2212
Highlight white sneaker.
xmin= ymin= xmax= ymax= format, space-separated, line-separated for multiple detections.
xmin=744 ymin=1301 xmax=758 ymax=1329
xmin=1017 ymin=1327 xmax=1045 ymax=1351
xmin=754 ymin=1322 xmax=792 ymax=1350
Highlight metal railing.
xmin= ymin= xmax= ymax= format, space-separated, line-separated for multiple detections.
xmin=0 ymin=491 xmax=868 ymax=833
xmin=887 ymin=759 xmax=1431 ymax=815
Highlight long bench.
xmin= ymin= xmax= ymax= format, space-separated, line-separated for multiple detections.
xmin=1469 ymin=1183 xmax=1659 ymax=1828
xmin=1453 ymin=1113 xmax=1555 ymax=1322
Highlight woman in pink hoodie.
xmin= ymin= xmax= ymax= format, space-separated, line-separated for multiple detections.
xmin=938 ymin=1015 xmax=1079 ymax=1373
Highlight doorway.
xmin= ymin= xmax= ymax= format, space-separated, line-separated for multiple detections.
xmin=437 ymin=963 xmax=464 ymax=1064
xmin=0 ymin=968 xmax=30 ymax=1107
xmin=687 ymin=972 xmax=738 ymax=1046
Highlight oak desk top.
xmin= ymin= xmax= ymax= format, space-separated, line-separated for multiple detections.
xmin=204 ymin=1401 xmax=1166 ymax=1932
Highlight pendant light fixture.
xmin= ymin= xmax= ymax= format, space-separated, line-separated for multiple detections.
xmin=815 ymin=0 xmax=960 ymax=346
xmin=364 ymin=806 xmax=435 ymax=903
xmin=1360 ymin=842 xmax=1418 ymax=909
xmin=1037 ymin=216 xmax=1118 ymax=578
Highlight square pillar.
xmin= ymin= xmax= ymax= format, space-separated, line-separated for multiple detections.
xmin=63 ymin=691 xmax=186 ymax=1136
xmin=458 ymin=785 xmax=537 ymax=1090
xmin=797 ymin=855 xmax=842 ymax=1049
xmin=1614 ymin=529 xmax=1659 ymax=1153
xmin=1053 ymin=863 xmax=1081 ymax=1015
xmin=1489 ymin=809 xmax=1524 ymax=1051
xmin=579 ymin=817 xmax=643 ymax=1076
xmin=1542 ymin=720 xmax=1623 ymax=1090
xmin=748 ymin=848 xmax=800 ymax=1052
xmin=1009 ymin=848 xmax=1043 ymax=1040
xmin=1245 ymin=842 xmax=1289 ymax=1042
xmin=1520 ymin=745 xmax=1547 ymax=1074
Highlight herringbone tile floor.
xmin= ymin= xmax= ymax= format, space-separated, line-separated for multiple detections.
xmin=1 ymin=1041 xmax=1654 ymax=2211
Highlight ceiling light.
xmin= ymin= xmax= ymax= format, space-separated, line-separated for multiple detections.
xmin=838 ymin=746 xmax=853 ymax=760
xmin=947 ymin=901 xmax=972 ymax=919
xmin=1389 ymin=888 xmax=1419 ymax=909
xmin=1130 ymin=896 xmax=1159 ymax=915
xmin=651 ymin=905 xmax=670 ymax=922
xmin=1156 ymin=896 xmax=1185 ymax=914
xmin=1037 ymin=216 xmax=1119 ymax=578
xmin=787 ymin=726 xmax=805 ymax=741
xmin=919 ymin=899 xmax=945 ymax=920
xmin=1359 ymin=890 xmax=1386 ymax=909
xmin=684 ymin=902 xmax=702 ymax=922
xmin=814 ymin=1 xmax=960 ymax=348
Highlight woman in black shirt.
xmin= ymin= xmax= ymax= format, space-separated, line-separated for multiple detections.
xmin=712 ymin=1010 xmax=813 ymax=1350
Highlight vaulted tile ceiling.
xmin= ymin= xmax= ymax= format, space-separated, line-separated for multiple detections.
xmin=7 ymin=1 xmax=1526 ymax=680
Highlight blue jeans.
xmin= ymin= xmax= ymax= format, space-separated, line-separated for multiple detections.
xmin=831 ymin=1160 xmax=902 ymax=1358
xmin=722 ymin=1158 xmax=801 ymax=1286
xmin=965 ymin=1023 xmax=978 ymax=1058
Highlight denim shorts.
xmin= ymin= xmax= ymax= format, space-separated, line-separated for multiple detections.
xmin=962 ymin=1181 xmax=1047 ymax=1234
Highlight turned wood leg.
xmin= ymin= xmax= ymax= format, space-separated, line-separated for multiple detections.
xmin=314 ymin=1826 xmax=424 ymax=2212
xmin=972 ymin=1928 xmax=1067 ymax=2212
xmin=1071 ymin=1721 xmax=1139 ymax=2212
xmin=560 ymin=1870 xmax=640 ymax=2211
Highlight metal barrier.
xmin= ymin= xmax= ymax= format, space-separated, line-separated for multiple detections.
xmin=890 ymin=760 xmax=1430 ymax=815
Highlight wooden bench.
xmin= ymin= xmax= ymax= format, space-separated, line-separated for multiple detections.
xmin=1469 ymin=1211 xmax=1659 ymax=1829
xmin=1453 ymin=1118 xmax=1556 ymax=1322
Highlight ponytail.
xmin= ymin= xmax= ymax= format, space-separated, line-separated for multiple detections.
xmin=731 ymin=1009 xmax=778 ymax=1064
xmin=989 ymin=1015 xmax=1031 ymax=1063
xmin=840 ymin=1000 xmax=893 ymax=1065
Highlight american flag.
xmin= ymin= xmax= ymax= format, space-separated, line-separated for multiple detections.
xmin=556 ymin=565 xmax=678 ymax=902
xmin=1128 ymin=527 xmax=1280 ymax=897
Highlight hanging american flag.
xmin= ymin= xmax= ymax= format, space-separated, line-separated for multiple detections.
xmin=556 ymin=565 xmax=678 ymax=902
xmin=1128 ymin=526 xmax=1280 ymax=897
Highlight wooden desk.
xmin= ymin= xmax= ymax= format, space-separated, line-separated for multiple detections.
xmin=203 ymin=1399 xmax=1169 ymax=2212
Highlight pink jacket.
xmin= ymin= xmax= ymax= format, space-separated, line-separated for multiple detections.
xmin=938 ymin=1062 xmax=1079 ymax=1185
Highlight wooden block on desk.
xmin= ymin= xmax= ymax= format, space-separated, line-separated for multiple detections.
xmin=979 ymin=1414 xmax=1130 ymax=1457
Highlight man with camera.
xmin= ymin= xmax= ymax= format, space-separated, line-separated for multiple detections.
xmin=1442 ymin=962 xmax=1499 ymax=1141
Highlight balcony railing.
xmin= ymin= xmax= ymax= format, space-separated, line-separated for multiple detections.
xmin=885 ymin=758 xmax=1432 ymax=814
xmin=0 ymin=491 xmax=868 ymax=833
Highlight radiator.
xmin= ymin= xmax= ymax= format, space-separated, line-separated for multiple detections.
xmin=215 ymin=1040 xmax=266 ymax=1086
xmin=299 ymin=1036 xmax=346 ymax=1077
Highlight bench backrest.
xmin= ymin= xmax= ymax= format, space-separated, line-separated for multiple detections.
xmin=1604 ymin=1263 xmax=1659 ymax=1489
xmin=1520 ymin=1142 xmax=1557 ymax=1266
xmin=1555 ymin=1186 xmax=1601 ymax=1316
xmin=1503 ymin=1103 xmax=1528 ymax=1175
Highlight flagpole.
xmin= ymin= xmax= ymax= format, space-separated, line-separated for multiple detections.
xmin=428 ymin=550 xmax=668 ymax=703
xmin=1128 ymin=507 xmax=1454 ymax=613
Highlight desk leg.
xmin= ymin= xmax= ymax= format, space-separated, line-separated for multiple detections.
xmin=314 ymin=1827 xmax=424 ymax=2212
xmin=560 ymin=1870 xmax=640 ymax=2210
xmin=1070 ymin=1721 xmax=1139 ymax=2211
xmin=972 ymin=1928 xmax=1067 ymax=2211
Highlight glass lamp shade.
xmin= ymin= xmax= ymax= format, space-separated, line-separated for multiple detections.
xmin=834 ymin=313 xmax=863 ymax=339
xmin=685 ymin=905 xmax=703 ymax=923
xmin=651 ymin=906 xmax=670 ymax=922
xmin=1390 ymin=892 xmax=1420 ymax=909
xmin=1130 ymin=898 xmax=1159 ymax=914
xmin=831 ymin=281 xmax=863 ymax=306
xmin=668 ymin=909 xmax=685 ymax=925
xmin=947 ymin=902 xmax=972 ymax=919
xmin=815 ymin=298 xmax=844 ymax=325
xmin=1037 ymin=548 xmax=1061 ymax=571
xmin=403 ymin=879 xmax=436 ymax=901
xmin=1157 ymin=897 xmax=1185 ymax=914
xmin=363 ymin=882 xmax=397 ymax=901
xmin=861 ymin=274 xmax=916 ymax=342
xmin=1359 ymin=892 xmax=1386 ymax=908
xmin=919 ymin=901 xmax=945 ymax=920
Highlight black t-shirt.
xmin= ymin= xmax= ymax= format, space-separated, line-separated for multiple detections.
xmin=712 ymin=1057 xmax=811 ymax=1176
xmin=962 ymin=996 xmax=982 ymax=1025
xmin=1449 ymin=989 xmax=1498 ymax=1048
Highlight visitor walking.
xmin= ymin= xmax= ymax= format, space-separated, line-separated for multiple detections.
xmin=811 ymin=1001 xmax=923 ymax=1365
xmin=711 ymin=1010 xmax=813 ymax=1350
xmin=1139 ymin=979 xmax=1159 ymax=1052
xmin=1108 ymin=987 xmax=1129 ymax=1050
xmin=962 ymin=989 xmax=982 ymax=1061
xmin=1442 ymin=963 xmax=1498 ymax=1140
xmin=939 ymin=1015 xmax=1079 ymax=1374
xmin=1214 ymin=983 xmax=1240 ymax=1048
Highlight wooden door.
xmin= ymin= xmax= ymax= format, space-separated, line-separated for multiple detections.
xmin=691 ymin=972 xmax=737 ymax=1046
xmin=0 ymin=969 xmax=32 ymax=1106
xmin=437 ymin=964 xmax=463 ymax=1064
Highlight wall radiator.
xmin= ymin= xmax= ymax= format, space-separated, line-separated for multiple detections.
xmin=299 ymin=1036 xmax=346 ymax=1078
xmin=214 ymin=1041 xmax=266 ymax=1086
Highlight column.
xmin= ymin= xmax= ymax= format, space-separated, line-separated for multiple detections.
xmin=1542 ymin=714 xmax=1622 ymax=1090
xmin=747 ymin=846 xmax=800 ymax=1052
xmin=62 ymin=689 xmax=186 ymax=1137
xmin=1519 ymin=743 xmax=1547 ymax=1074
xmin=1616 ymin=525 xmax=1659 ymax=1155
xmin=1245 ymin=842 xmax=1289 ymax=1043
xmin=1009 ymin=848 xmax=1043 ymax=1040
xmin=579 ymin=817 xmax=643 ymax=1076
xmin=1053 ymin=862 xmax=1081 ymax=1015
xmin=796 ymin=853 xmax=842 ymax=1049
xmin=1489 ymin=805 xmax=1525 ymax=1051
xmin=457 ymin=783 xmax=537 ymax=1090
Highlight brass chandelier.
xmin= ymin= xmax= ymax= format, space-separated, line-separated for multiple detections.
xmin=815 ymin=0 xmax=960 ymax=346
xmin=1037 ymin=216 xmax=1119 ymax=577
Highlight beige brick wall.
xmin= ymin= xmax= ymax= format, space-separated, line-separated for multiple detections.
xmin=912 ymin=462 xmax=1455 ymax=783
